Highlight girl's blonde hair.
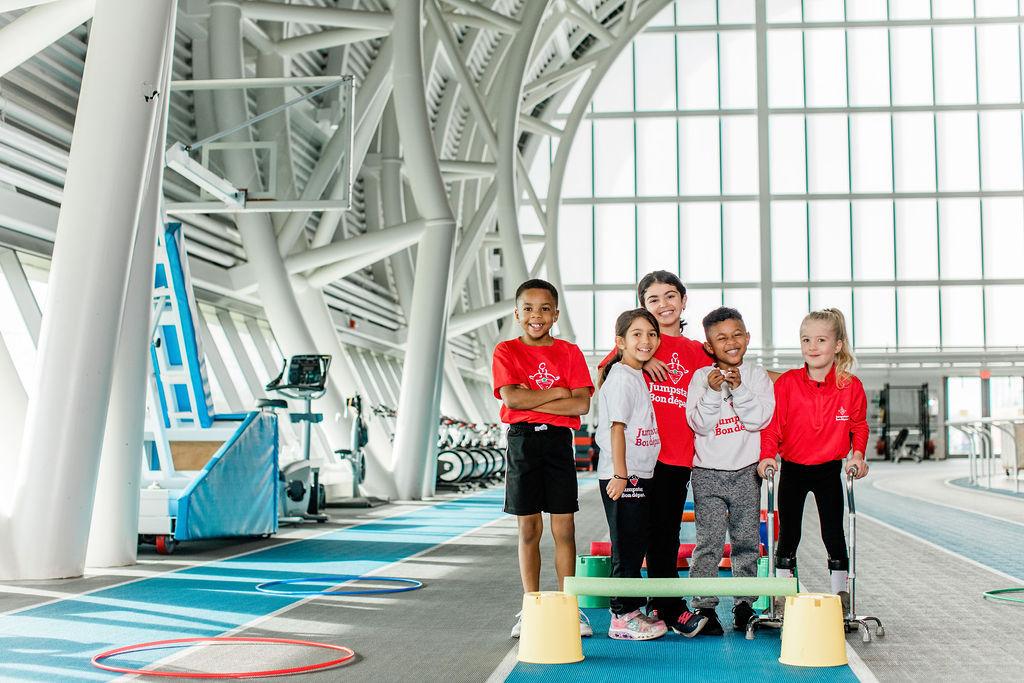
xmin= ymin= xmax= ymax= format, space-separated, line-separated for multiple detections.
xmin=801 ymin=308 xmax=856 ymax=387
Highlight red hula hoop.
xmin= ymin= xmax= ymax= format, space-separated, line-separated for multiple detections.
xmin=90 ymin=636 xmax=356 ymax=679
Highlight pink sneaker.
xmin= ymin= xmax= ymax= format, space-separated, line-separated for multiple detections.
xmin=608 ymin=609 xmax=667 ymax=640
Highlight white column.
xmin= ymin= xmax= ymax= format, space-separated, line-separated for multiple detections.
xmin=389 ymin=0 xmax=457 ymax=500
xmin=381 ymin=103 xmax=416 ymax=309
xmin=255 ymin=21 xmax=296 ymax=231
xmin=0 ymin=0 xmax=177 ymax=581
xmin=86 ymin=11 xmax=176 ymax=569
xmin=494 ymin=1 xmax=547 ymax=300
xmin=0 ymin=333 xmax=27 ymax=476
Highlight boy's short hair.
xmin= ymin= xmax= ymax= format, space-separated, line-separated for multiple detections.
xmin=702 ymin=306 xmax=744 ymax=334
xmin=515 ymin=279 xmax=559 ymax=306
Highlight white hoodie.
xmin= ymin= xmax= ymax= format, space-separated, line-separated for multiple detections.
xmin=686 ymin=363 xmax=775 ymax=471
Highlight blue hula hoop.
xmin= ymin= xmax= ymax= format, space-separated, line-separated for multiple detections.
xmin=254 ymin=574 xmax=423 ymax=596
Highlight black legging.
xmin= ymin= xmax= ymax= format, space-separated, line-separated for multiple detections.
xmin=646 ymin=461 xmax=691 ymax=620
xmin=775 ymin=460 xmax=849 ymax=572
xmin=599 ymin=477 xmax=652 ymax=616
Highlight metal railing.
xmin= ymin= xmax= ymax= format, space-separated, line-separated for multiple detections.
xmin=946 ymin=418 xmax=1023 ymax=494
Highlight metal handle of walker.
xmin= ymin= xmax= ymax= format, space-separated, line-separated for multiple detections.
xmin=764 ymin=464 xmax=777 ymax=617
xmin=845 ymin=465 xmax=859 ymax=620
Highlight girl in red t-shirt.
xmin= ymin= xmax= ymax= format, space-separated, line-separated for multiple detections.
xmin=599 ymin=270 xmax=712 ymax=636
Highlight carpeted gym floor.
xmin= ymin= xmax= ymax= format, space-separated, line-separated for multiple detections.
xmin=0 ymin=460 xmax=1021 ymax=681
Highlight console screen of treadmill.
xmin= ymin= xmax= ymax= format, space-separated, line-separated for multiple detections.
xmin=287 ymin=356 xmax=325 ymax=388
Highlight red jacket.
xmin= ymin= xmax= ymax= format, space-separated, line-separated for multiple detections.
xmin=760 ymin=364 xmax=868 ymax=465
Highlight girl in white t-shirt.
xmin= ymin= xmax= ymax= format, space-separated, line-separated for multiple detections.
xmin=595 ymin=308 xmax=668 ymax=641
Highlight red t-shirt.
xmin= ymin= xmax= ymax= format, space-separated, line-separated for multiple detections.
xmin=760 ymin=364 xmax=869 ymax=465
xmin=599 ymin=334 xmax=712 ymax=467
xmin=492 ymin=338 xmax=594 ymax=430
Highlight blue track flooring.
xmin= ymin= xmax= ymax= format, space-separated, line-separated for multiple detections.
xmin=856 ymin=479 xmax=1024 ymax=582
xmin=0 ymin=488 xmax=506 ymax=681
xmin=508 ymin=603 xmax=857 ymax=682
xmin=948 ymin=476 xmax=1024 ymax=500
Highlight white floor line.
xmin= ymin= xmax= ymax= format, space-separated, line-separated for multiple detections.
xmin=126 ymin=502 xmax=513 ymax=679
xmin=485 ymin=644 xmax=519 ymax=683
xmin=870 ymin=477 xmax=1024 ymax=529
xmin=0 ymin=497 xmax=456 ymax=619
xmin=846 ymin=642 xmax=879 ymax=683
xmin=858 ymin=512 xmax=1024 ymax=586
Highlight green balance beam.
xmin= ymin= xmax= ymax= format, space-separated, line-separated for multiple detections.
xmin=563 ymin=576 xmax=800 ymax=598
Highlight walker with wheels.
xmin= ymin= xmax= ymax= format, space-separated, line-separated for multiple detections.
xmin=746 ymin=463 xmax=886 ymax=643
xmin=746 ymin=464 xmax=783 ymax=638
xmin=844 ymin=466 xmax=885 ymax=642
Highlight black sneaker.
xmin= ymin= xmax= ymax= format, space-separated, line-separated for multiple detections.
xmin=697 ymin=608 xmax=724 ymax=636
xmin=667 ymin=608 xmax=708 ymax=637
xmin=733 ymin=601 xmax=755 ymax=631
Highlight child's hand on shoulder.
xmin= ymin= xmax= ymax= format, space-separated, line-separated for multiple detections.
xmin=643 ymin=357 xmax=670 ymax=382
xmin=606 ymin=477 xmax=627 ymax=501
xmin=707 ymin=368 xmax=726 ymax=392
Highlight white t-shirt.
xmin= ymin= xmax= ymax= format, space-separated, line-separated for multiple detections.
xmin=686 ymin=363 xmax=776 ymax=471
xmin=595 ymin=363 xmax=660 ymax=479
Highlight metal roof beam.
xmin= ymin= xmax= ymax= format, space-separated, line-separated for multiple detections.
xmin=0 ymin=0 xmax=94 ymax=79
xmin=441 ymin=0 xmax=520 ymax=34
xmin=240 ymin=1 xmax=393 ymax=31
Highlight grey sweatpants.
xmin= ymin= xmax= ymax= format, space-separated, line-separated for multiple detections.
xmin=690 ymin=463 xmax=762 ymax=608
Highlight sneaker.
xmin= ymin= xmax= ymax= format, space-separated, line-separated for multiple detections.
xmin=696 ymin=608 xmax=724 ymax=636
xmin=510 ymin=611 xmax=522 ymax=638
xmin=838 ymin=591 xmax=851 ymax=617
xmin=608 ymin=609 xmax=668 ymax=640
xmin=668 ymin=608 xmax=708 ymax=637
xmin=579 ymin=610 xmax=593 ymax=637
xmin=732 ymin=601 xmax=755 ymax=631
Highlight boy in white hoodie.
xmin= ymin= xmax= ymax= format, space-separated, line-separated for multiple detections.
xmin=686 ymin=307 xmax=775 ymax=635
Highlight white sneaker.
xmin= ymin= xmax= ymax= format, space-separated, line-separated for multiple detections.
xmin=512 ymin=609 xmax=592 ymax=637
xmin=579 ymin=610 xmax=593 ymax=637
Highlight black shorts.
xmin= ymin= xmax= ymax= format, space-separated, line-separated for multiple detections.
xmin=504 ymin=423 xmax=578 ymax=515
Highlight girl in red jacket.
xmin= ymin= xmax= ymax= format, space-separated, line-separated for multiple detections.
xmin=758 ymin=308 xmax=869 ymax=607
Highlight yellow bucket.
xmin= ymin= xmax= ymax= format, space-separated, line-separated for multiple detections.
xmin=779 ymin=593 xmax=848 ymax=667
xmin=517 ymin=591 xmax=584 ymax=664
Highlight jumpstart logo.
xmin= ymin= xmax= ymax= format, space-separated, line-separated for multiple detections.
xmin=835 ymin=406 xmax=850 ymax=422
xmin=529 ymin=362 xmax=559 ymax=390
xmin=665 ymin=352 xmax=688 ymax=385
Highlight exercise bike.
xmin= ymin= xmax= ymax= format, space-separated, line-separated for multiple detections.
xmin=329 ymin=394 xmax=386 ymax=508
xmin=259 ymin=354 xmax=331 ymax=524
